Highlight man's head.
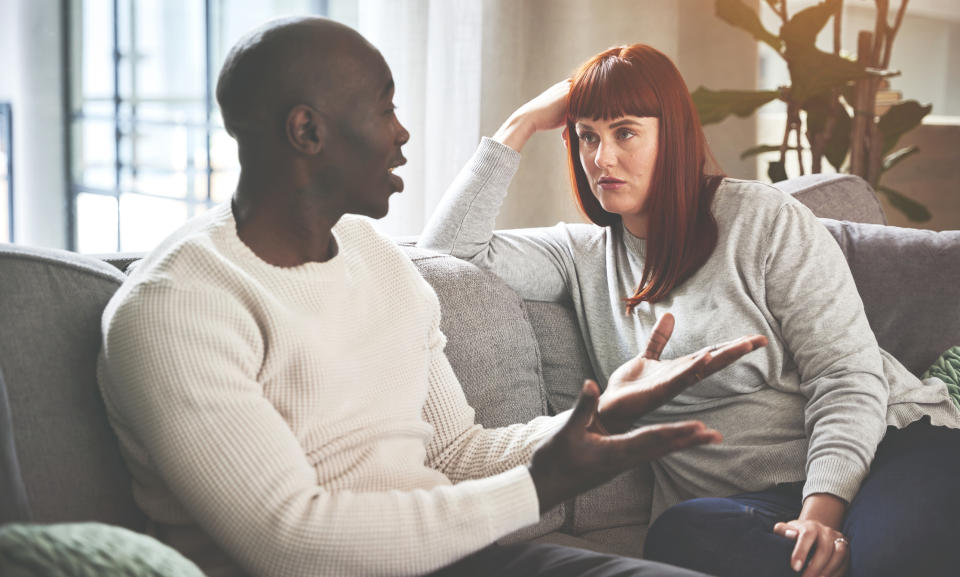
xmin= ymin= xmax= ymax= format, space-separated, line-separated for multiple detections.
xmin=217 ymin=17 xmax=409 ymax=219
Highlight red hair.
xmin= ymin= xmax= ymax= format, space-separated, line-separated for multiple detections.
xmin=565 ymin=44 xmax=722 ymax=314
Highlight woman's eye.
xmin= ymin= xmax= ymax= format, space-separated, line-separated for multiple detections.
xmin=579 ymin=132 xmax=598 ymax=144
xmin=617 ymin=128 xmax=635 ymax=140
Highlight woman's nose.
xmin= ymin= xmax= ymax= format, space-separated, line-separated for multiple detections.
xmin=594 ymin=140 xmax=615 ymax=168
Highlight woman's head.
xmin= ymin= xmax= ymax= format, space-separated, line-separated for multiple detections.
xmin=565 ymin=43 xmax=721 ymax=310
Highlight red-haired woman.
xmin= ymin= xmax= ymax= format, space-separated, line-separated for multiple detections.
xmin=419 ymin=43 xmax=960 ymax=577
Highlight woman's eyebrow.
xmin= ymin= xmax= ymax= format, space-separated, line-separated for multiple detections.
xmin=609 ymin=119 xmax=644 ymax=129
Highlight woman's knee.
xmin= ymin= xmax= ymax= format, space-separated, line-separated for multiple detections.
xmin=643 ymin=498 xmax=752 ymax=560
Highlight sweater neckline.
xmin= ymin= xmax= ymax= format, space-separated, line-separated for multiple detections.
xmin=619 ymin=222 xmax=647 ymax=258
xmin=212 ymin=202 xmax=346 ymax=277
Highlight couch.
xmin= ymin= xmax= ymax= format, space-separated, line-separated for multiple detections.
xmin=1 ymin=173 xmax=958 ymax=570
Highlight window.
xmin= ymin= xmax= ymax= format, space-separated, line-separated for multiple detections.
xmin=0 ymin=102 xmax=11 ymax=243
xmin=68 ymin=0 xmax=328 ymax=253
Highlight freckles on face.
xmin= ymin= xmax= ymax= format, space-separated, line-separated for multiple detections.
xmin=574 ymin=115 xmax=659 ymax=218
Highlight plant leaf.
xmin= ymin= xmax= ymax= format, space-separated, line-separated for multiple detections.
xmin=716 ymin=0 xmax=783 ymax=52
xmin=692 ymin=87 xmax=780 ymax=125
xmin=785 ymin=45 xmax=873 ymax=104
xmin=876 ymin=185 xmax=931 ymax=222
xmin=741 ymin=144 xmax=786 ymax=160
xmin=881 ymin=145 xmax=919 ymax=172
xmin=768 ymin=160 xmax=788 ymax=182
xmin=780 ymin=0 xmax=841 ymax=47
xmin=877 ymin=100 xmax=932 ymax=155
xmin=803 ymin=93 xmax=852 ymax=171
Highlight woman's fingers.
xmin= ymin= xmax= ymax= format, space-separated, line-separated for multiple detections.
xmin=822 ymin=537 xmax=850 ymax=577
xmin=642 ymin=313 xmax=675 ymax=360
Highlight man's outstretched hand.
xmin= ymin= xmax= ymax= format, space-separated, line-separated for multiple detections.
xmin=528 ymin=313 xmax=767 ymax=513
xmin=598 ymin=313 xmax=768 ymax=433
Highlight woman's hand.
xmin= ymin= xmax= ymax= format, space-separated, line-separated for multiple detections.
xmin=774 ymin=493 xmax=849 ymax=577
xmin=493 ymin=80 xmax=571 ymax=152
xmin=597 ymin=313 xmax=768 ymax=433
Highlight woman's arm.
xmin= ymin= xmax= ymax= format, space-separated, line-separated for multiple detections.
xmin=418 ymin=82 xmax=577 ymax=303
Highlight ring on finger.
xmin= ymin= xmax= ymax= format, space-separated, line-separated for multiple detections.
xmin=834 ymin=536 xmax=849 ymax=547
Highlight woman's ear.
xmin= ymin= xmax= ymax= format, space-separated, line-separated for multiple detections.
xmin=286 ymin=105 xmax=326 ymax=155
xmin=561 ymin=126 xmax=569 ymax=148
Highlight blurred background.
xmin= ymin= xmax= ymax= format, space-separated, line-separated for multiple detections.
xmin=0 ymin=0 xmax=957 ymax=253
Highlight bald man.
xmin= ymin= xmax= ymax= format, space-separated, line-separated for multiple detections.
xmin=98 ymin=16 xmax=763 ymax=577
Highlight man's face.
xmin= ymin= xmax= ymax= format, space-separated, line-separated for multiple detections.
xmin=323 ymin=55 xmax=410 ymax=219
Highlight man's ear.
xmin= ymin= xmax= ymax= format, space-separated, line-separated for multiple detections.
xmin=286 ymin=105 xmax=326 ymax=155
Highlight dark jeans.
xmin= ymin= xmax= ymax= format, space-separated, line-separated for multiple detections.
xmin=427 ymin=543 xmax=712 ymax=577
xmin=644 ymin=417 xmax=960 ymax=577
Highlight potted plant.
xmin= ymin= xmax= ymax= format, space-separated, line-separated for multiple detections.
xmin=693 ymin=0 xmax=931 ymax=221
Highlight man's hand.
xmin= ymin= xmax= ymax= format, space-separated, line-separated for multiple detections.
xmin=598 ymin=313 xmax=768 ymax=433
xmin=528 ymin=379 xmax=721 ymax=513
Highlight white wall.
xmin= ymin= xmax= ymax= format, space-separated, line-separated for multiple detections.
xmin=1 ymin=0 xmax=68 ymax=249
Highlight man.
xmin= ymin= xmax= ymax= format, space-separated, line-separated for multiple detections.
xmin=98 ymin=16 xmax=764 ymax=577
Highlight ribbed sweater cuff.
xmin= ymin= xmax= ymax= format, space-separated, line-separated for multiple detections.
xmin=802 ymin=456 xmax=868 ymax=503
xmin=473 ymin=465 xmax=541 ymax=539
xmin=471 ymin=137 xmax=521 ymax=180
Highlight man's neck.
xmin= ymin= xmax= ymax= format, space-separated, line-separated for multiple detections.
xmin=232 ymin=174 xmax=342 ymax=267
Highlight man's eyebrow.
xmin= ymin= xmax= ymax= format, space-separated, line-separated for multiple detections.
xmin=380 ymin=79 xmax=395 ymax=100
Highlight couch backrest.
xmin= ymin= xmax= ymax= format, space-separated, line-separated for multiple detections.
xmin=0 ymin=244 xmax=145 ymax=530
xmin=821 ymin=220 xmax=960 ymax=375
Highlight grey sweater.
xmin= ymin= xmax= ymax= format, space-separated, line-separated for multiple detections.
xmin=419 ymin=137 xmax=960 ymax=519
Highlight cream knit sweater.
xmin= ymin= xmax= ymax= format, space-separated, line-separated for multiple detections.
xmin=97 ymin=203 xmax=564 ymax=577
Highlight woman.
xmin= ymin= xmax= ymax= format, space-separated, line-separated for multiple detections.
xmin=418 ymin=44 xmax=960 ymax=577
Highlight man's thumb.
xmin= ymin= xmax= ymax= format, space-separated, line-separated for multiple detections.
xmin=568 ymin=380 xmax=600 ymax=429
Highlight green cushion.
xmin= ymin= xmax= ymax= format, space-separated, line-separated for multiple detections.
xmin=0 ymin=523 xmax=204 ymax=577
xmin=922 ymin=346 xmax=960 ymax=409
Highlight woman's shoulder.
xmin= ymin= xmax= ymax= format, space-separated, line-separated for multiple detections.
xmin=712 ymin=177 xmax=803 ymax=227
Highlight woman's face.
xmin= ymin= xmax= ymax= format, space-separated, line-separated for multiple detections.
xmin=574 ymin=115 xmax=659 ymax=235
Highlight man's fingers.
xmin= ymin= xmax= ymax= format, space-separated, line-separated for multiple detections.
xmin=616 ymin=420 xmax=721 ymax=459
xmin=568 ymin=380 xmax=601 ymax=430
xmin=642 ymin=313 xmax=675 ymax=360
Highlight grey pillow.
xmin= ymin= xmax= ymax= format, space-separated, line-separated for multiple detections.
xmin=0 ymin=367 xmax=31 ymax=523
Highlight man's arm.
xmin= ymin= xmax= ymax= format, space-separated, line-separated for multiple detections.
xmin=100 ymin=284 xmax=542 ymax=577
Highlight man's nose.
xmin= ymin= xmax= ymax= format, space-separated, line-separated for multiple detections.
xmin=396 ymin=121 xmax=410 ymax=146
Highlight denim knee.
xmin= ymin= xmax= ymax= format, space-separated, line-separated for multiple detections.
xmin=644 ymin=498 xmax=748 ymax=562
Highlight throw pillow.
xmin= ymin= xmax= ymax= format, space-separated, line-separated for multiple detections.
xmin=0 ymin=523 xmax=204 ymax=577
xmin=922 ymin=346 xmax=960 ymax=409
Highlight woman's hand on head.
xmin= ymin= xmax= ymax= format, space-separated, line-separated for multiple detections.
xmin=493 ymin=80 xmax=571 ymax=153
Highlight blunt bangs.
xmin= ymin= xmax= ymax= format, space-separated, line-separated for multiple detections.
xmin=567 ymin=49 xmax=661 ymax=123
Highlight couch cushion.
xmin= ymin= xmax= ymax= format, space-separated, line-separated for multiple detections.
xmin=0 ymin=244 xmax=144 ymax=530
xmin=821 ymin=220 xmax=960 ymax=375
xmin=403 ymin=246 xmax=550 ymax=426
xmin=0 ymin=367 xmax=31 ymax=523
xmin=778 ymin=173 xmax=887 ymax=224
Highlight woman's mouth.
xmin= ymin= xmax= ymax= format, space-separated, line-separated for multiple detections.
xmin=597 ymin=176 xmax=626 ymax=190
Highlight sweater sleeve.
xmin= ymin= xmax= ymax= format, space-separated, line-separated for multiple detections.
xmin=418 ymin=137 xmax=574 ymax=303
xmin=99 ymin=283 xmax=541 ymax=577
xmin=420 ymin=309 xmax=567 ymax=482
xmin=761 ymin=202 xmax=888 ymax=503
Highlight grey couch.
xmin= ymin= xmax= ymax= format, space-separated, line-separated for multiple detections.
xmin=1 ymin=174 xmax=958 ymax=567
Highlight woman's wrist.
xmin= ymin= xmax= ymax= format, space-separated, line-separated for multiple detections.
xmin=799 ymin=492 xmax=847 ymax=530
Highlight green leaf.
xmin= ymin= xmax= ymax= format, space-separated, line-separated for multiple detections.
xmin=882 ymin=145 xmax=919 ymax=172
xmin=740 ymin=144 xmax=785 ymax=160
xmin=716 ymin=0 xmax=783 ymax=52
xmin=780 ymin=0 xmax=841 ymax=47
xmin=877 ymin=100 xmax=932 ymax=154
xmin=692 ymin=87 xmax=780 ymax=125
xmin=768 ymin=160 xmax=788 ymax=182
xmin=785 ymin=45 xmax=873 ymax=103
xmin=876 ymin=185 xmax=931 ymax=222
xmin=803 ymin=93 xmax=851 ymax=171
